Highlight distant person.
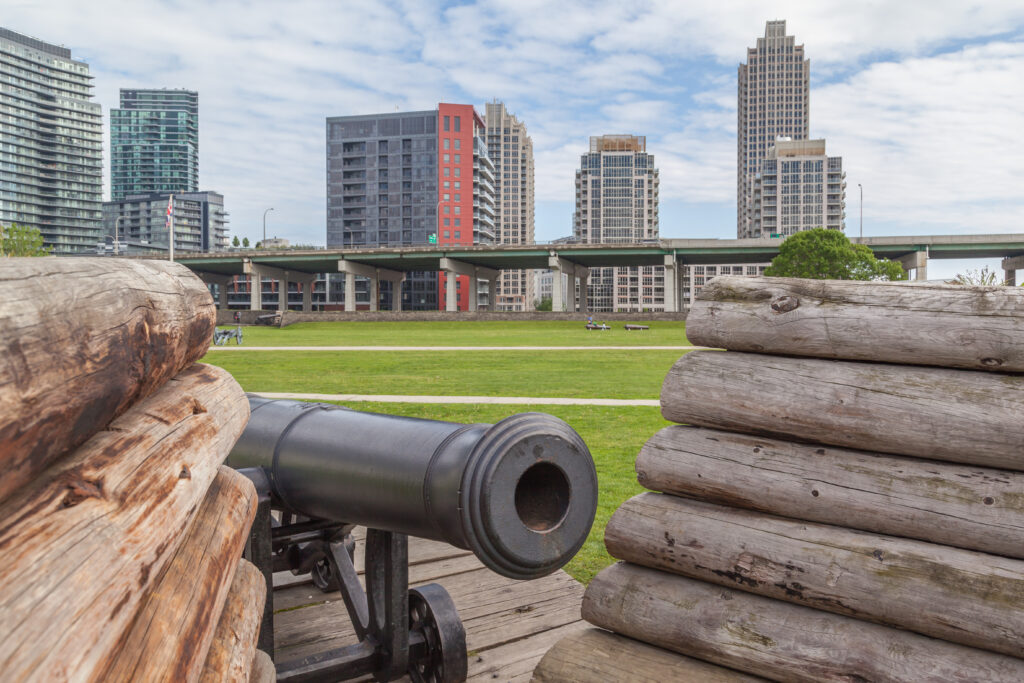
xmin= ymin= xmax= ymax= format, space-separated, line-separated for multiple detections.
xmin=233 ymin=311 xmax=241 ymax=324
xmin=587 ymin=315 xmax=594 ymax=325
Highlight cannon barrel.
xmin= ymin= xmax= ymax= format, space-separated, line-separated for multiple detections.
xmin=228 ymin=397 xmax=598 ymax=580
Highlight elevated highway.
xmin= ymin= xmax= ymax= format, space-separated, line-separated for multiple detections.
xmin=174 ymin=233 xmax=1024 ymax=312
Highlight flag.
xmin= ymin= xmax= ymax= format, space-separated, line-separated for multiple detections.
xmin=165 ymin=195 xmax=174 ymax=230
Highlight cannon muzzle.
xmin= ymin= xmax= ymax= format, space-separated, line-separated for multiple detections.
xmin=228 ymin=397 xmax=598 ymax=580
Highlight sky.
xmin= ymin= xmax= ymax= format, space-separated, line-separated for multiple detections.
xmin=7 ymin=0 xmax=1024 ymax=279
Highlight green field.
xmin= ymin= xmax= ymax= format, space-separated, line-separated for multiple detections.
xmin=221 ymin=320 xmax=691 ymax=347
xmin=203 ymin=349 xmax=683 ymax=399
xmin=205 ymin=320 xmax=687 ymax=584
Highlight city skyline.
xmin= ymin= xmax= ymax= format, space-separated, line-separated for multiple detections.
xmin=4 ymin=2 xmax=1024 ymax=279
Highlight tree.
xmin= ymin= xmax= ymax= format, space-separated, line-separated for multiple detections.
xmin=232 ymin=235 xmax=240 ymax=247
xmin=764 ymin=228 xmax=907 ymax=281
xmin=0 ymin=223 xmax=50 ymax=257
xmin=948 ymin=266 xmax=1002 ymax=286
xmin=242 ymin=237 xmax=250 ymax=248
xmin=535 ymin=296 xmax=552 ymax=311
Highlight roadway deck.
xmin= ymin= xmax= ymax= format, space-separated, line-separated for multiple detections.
xmin=272 ymin=530 xmax=586 ymax=682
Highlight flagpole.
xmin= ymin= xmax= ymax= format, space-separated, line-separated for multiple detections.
xmin=168 ymin=194 xmax=175 ymax=262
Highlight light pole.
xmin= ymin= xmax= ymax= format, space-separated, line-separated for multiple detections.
xmin=262 ymin=207 xmax=274 ymax=246
xmin=858 ymin=183 xmax=863 ymax=240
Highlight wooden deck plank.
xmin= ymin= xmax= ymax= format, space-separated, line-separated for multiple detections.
xmin=271 ymin=533 xmax=585 ymax=681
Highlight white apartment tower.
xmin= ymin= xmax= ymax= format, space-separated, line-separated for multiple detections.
xmin=573 ymin=135 xmax=662 ymax=312
xmin=753 ymin=138 xmax=845 ymax=236
xmin=738 ymin=20 xmax=810 ymax=238
xmin=485 ymin=101 xmax=535 ymax=311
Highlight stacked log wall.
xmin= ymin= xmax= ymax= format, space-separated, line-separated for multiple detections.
xmin=538 ymin=277 xmax=1024 ymax=682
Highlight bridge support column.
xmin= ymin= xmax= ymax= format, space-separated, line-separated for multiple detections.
xmin=898 ymin=251 xmax=928 ymax=281
xmin=339 ymin=260 xmax=405 ymax=312
xmin=1002 ymin=255 xmax=1024 ymax=286
xmin=440 ymin=258 xmax=499 ymax=313
xmin=579 ymin=272 xmax=589 ymax=314
xmin=663 ymin=255 xmax=678 ymax=313
xmin=548 ymin=255 xmax=588 ymax=313
xmin=247 ymin=262 xmax=316 ymax=312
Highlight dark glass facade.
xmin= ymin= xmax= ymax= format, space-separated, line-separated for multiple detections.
xmin=111 ymin=89 xmax=198 ymax=201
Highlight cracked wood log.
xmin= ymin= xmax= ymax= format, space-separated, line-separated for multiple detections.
xmin=102 ymin=466 xmax=258 ymax=682
xmin=0 ymin=363 xmax=248 ymax=682
xmin=686 ymin=276 xmax=1024 ymax=372
xmin=199 ymin=559 xmax=267 ymax=683
xmin=605 ymin=493 xmax=1024 ymax=657
xmin=636 ymin=425 xmax=1024 ymax=559
xmin=583 ymin=563 xmax=1024 ymax=683
xmin=531 ymin=627 xmax=767 ymax=682
xmin=250 ymin=649 xmax=276 ymax=683
xmin=660 ymin=350 xmax=1024 ymax=469
xmin=0 ymin=257 xmax=216 ymax=503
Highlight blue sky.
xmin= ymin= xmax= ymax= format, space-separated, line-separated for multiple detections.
xmin=8 ymin=0 xmax=1024 ymax=279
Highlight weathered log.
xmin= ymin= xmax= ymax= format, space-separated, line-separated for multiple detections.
xmin=199 ymin=559 xmax=267 ymax=683
xmin=606 ymin=493 xmax=1024 ymax=657
xmin=102 ymin=466 xmax=258 ymax=682
xmin=686 ymin=276 xmax=1024 ymax=371
xmin=636 ymin=425 xmax=1024 ymax=559
xmin=250 ymin=649 xmax=276 ymax=683
xmin=0 ymin=257 xmax=216 ymax=503
xmin=661 ymin=350 xmax=1024 ymax=469
xmin=583 ymin=563 xmax=1024 ymax=683
xmin=0 ymin=363 xmax=248 ymax=682
xmin=531 ymin=628 xmax=766 ymax=682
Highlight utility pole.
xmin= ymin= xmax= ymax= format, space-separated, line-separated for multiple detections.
xmin=858 ymin=183 xmax=863 ymax=240
xmin=263 ymin=207 xmax=275 ymax=245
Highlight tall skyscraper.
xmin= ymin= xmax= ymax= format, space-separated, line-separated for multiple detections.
xmin=752 ymin=138 xmax=845 ymax=236
xmin=326 ymin=104 xmax=495 ymax=310
xmin=485 ymin=101 xmax=535 ymax=311
xmin=110 ymin=88 xmax=198 ymax=201
xmin=0 ymin=27 xmax=103 ymax=253
xmin=737 ymin=20 xmax=810 ymax=238
xmin=573 ymin=135 xmax=662 ymax=312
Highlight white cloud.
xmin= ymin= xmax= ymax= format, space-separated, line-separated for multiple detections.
xmin=3 ymin=0 xmax=1023 ymax=245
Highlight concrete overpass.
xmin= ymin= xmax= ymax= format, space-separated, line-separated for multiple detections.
xmin=174 ymin=233 xmax=1024 ymax=313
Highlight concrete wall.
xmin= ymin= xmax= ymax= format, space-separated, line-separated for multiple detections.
xmin=216 ymin=309 xmax=686 ymax=326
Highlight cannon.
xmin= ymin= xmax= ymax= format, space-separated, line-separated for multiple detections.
xmin=228 ymin=396 xmax=598 ymax=683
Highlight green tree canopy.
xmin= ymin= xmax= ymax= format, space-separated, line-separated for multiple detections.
xmin=232 ymin=235 xmax=240 ymax=247
xmin=764 ymin=228 xmax=907 ymax=281
xmin=242 ymin=237 xmax=250 ymax=247
xmin=0 ymin=223 xmax=50 ymax=257
xmin=535 ymin=296 xmax=552 ymax=312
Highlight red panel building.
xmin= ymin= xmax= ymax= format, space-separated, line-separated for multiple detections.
xmin=436 ymin=103 xmax=494 ymax=310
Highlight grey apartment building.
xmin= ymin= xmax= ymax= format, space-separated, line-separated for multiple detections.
xmin=110 ymin=88 xmax=198 ymax=200
xmin=0 ymin=27 xmax=103 ymax=253
xmin=737 ymin=20 xmax=810 ymax=238
xmin=485 ymin=101 xmax=535 ymax=311
xmin=752 ymin=138 xmax=845 ymax=236
xmin=102 ymin=191 xmax=228 ymax=255
xmin=326 ymin=104 xmax=495 ymax=311
xmin=573 ymin=135 xmax=662 ymax=312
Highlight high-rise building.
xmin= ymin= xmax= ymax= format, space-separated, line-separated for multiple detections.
xmin=326 ymin=105 xmax=495 ymax=310
xmin=110 ymin=88 xmax=198 ymax=201
xmin=102 ymin=191 xmax=228 ymax=254
xmin=752 ymin=138 xmax=845 ymax=236
xmin=0 ymin=27 xmax=103 ymax=253
xmin=737 ymin=20 xmax=810 ymax=238
xmin=485 ymin=101 xmax=535 ymax=311
xmin=573 ymin=135 xmax=662 ymax=312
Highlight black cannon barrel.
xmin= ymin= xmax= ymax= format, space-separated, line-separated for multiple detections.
xmin=228 ymin=397 xmax=598 ymax=580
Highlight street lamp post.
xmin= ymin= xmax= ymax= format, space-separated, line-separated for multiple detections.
xmin=262 ymin=207 xmax=275 ymax=246
xmin=858 ymin=183 xmax=863 ymax=240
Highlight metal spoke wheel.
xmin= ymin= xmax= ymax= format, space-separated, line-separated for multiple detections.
xmin=407 ymin=584 xmax=467 ymax=683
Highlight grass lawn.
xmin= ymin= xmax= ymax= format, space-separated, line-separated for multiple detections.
xmin=222 ymin=320 xmax=690 ymax=347
xmin=319 ymin=401 xmax=669 ymax=585
xmin=202 ymin=349 xmax=685 ymax=399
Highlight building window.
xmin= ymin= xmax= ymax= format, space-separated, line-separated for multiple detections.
xmin=454 ymin=168 xmax=461 ymax=177
xmin=444 ymin=206 xmax=450 ymax=214
xmin=454 ymin=139 xmax=461 ymax=150
xmin=443 ymin=116 xmax=450 ymax=132
xmin=443 ymin=167 xmax=450 ymax=177
xmin=444 ymin=220 xmax=450 ymax=227
xmin=443 ymin=154 xmax=450 ymax=163
xmin=444 ymin=230 xmax=450 ymax=237
xmin=443 ymin=138 xmax=450 ymax=150
xmin=454 ymin=181 xmax=461 ymax=189
xmin=443 ymin=193 xmax=450 ymax=200
xmin=453 ymin=194 xmax=460 ymax=201
xmin=454 ymin=116 xmax=461 ymax=132
xmin=454 ymin=154 xmax=460 ymax=163
xmin=454 ymin=219 xmax=461 ymax=226
xmin=454 ymin=231 xmax=461 ymax=239
xmin=454 ymin=206 xmax=461 ymax=215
